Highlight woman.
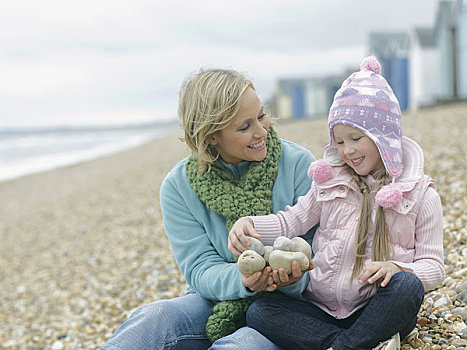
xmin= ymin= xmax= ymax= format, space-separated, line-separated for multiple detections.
xmin=101 ymin=68 xmax=316 ymax=349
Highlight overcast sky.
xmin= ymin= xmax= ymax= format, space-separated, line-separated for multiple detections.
xmin=0 ymin=0 xmax=439 ymax=127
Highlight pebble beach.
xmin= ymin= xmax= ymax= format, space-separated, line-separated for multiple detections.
xmin=0 ymin=103 xmax=466 ymax=349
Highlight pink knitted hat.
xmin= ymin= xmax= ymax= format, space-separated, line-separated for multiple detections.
xmin=321 ymin=56 xmax=404 ymax=208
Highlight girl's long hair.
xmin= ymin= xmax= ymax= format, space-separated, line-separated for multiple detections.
xmin=350 ymin=167 xmax=391 ymax=282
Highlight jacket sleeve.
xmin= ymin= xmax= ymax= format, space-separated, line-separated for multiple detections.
xmin=392 ymin=187 xmax=446 ymax=291
xmin=160 ymin=177 xmax=255 ymax=301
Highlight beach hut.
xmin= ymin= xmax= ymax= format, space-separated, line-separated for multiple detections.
xmin=272 ymin=89 xmax=293 ymax=120
xmin=457 ymin=0 xmax=467 ymax=98
xmin=275 ymin=76 xmax=344 ymax=120
xmin=276 ymin=79 xmax=307 ymax=119
xmin=407 ymin=27 xmax=441 ymax=110
xmin=434 ymin=0 xmax=459 ymax=100
xmin=304 ymin=78 xmax=329 ymax=118
xmin=368 ymin=32 xmax=410 ymax=111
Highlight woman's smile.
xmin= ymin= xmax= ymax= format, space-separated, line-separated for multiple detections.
xmin=248 ymin=139 xmax=266 ymax=150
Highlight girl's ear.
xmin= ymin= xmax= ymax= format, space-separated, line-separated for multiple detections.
xmin=208 ymin=135 xmax=218 ymax=146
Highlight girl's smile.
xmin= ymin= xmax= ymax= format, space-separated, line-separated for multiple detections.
xmin=350 ymin=156 xmax=364 ymax=167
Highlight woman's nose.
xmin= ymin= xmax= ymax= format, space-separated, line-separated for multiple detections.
xmin=253 ymin=121 xmax=267 ymax=138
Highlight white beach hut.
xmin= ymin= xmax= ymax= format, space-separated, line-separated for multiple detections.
xmin=407 ymin=27 xmax=441 ymax=110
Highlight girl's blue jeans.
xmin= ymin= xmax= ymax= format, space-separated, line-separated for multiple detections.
xmin=246 ymin=271 xmax=425 ymax=350
xmin=100 ymin=290 xmax=281 ymax=350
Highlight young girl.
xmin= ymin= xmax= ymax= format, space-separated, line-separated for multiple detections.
xmin=228 ymin=56 xmax=445 ymax=350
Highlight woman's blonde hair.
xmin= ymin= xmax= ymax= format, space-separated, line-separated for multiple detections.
xmin=350 ymin=167 xmax=392 ymax=282
xmin=178 ymin=68 xmax=254 ymax=174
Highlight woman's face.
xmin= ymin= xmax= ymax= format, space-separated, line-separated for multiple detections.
xmin=210 ymin=88 xmax=270 ymax=165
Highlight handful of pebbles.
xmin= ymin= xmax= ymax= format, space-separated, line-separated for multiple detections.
xmin=237 ymin=236 xmax=312 ymax=276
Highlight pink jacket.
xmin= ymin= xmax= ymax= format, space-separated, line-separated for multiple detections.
xmin=252 ymin=137 xmax=445 ymax=319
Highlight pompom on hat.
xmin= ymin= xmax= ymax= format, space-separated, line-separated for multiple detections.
xmin=323 ymin=56 xmax=404 ymax=208
xmin=360 ymin=55 xmax=381 ymax=74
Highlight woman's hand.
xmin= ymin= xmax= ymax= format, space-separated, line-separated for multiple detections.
xmin=271 ymin=259 xmax=314 ymax=288
xmin=242 ymin=266 xmax=277 ymax=292
xmin=228 ymin=217 xmax=261 ymax=257
xmin=358 ymin=261 xmax=402 ymax=287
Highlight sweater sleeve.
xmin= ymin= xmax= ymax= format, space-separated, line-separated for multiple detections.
xmin=392 ymin=187 xmax=446 ymax=291
xmin=160 ymin=177 xmax=254 ymax=302
xmin=252 ymin=184 xmax=321 ymax=246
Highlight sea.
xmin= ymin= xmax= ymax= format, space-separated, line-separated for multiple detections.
xmin=0 ymin=120 xmax=178 ymax=183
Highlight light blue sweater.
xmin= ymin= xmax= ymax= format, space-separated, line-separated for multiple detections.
xmin=160 ymin=139 xmax=316 ymax=302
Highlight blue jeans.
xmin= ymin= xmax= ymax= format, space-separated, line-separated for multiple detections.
xmin=247 ymin=271 xmax=425 ymax=350
xmin=100 ymin=291 xmax=281 ymax=350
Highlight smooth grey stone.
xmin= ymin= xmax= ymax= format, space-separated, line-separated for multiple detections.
xmin=268 ymin=250 xmax=309 ymax=274
xmin=451 ymin=307 xmax=467 ymax=321
xmin=457 ymin=290 xmax=467 ymax=304
xmin=246 ymin=237 xmax=265 ymax=256
xmin=291 ymin=237 xmax=312 ymax=259
xmin=273 ymin=236 xmax=294 ymax=252
xmin=263 ymin=246 xmax=273 ymax=264
xmin=433 ymin=296 xmax=450 ymax=308
xmin=456 ymin=280 xmax=467 ymax=293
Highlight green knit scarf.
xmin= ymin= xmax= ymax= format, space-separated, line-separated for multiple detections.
xmin=185 ymin=127 xmax=282 ymax=343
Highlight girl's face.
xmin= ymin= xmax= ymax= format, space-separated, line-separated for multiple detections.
xmin=210 ymin=88 xmax=270 ymax=165
xmin=333 ymin=124 xmax=384 ymax=176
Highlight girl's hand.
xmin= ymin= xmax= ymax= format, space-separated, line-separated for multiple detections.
xmin=358 ymin=261 xmax=402 ymax=287
xmin=271 ymin=259 xmax=314 ymax=288
xmin=228 ymin=217 xmax=261 ymax=257
xmin=242 ymin=266 xmax=277 ymax=292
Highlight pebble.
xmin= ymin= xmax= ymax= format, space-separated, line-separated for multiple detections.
xmin=0 ymin=103 xmax=466 ymax=349
xmin=237 ymin=250 xmax=266 ymax=276
xmin=456 ymin=281 xmax=467 ymax=293
xmin=418 ymin=317 xmax=429 ymax=327
xmin=264 ymin=246 xmax=273 ymax=263
xmin=434 ymin=296 xmax=450 ymax=308
xmin=273 ymin=236 xmax=295 ymax=252
xmin=291 ymin=236 xmax=312 ymax=259
xmin=268 ymin=250 xmax=309 ymax=274
xmin=452 ymin=338 xmax=467 ymax=347
xmin=51 ymin=341 xmax=64 ymax=350
xmin=245 ymin=237 xmax=265 ymax=256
